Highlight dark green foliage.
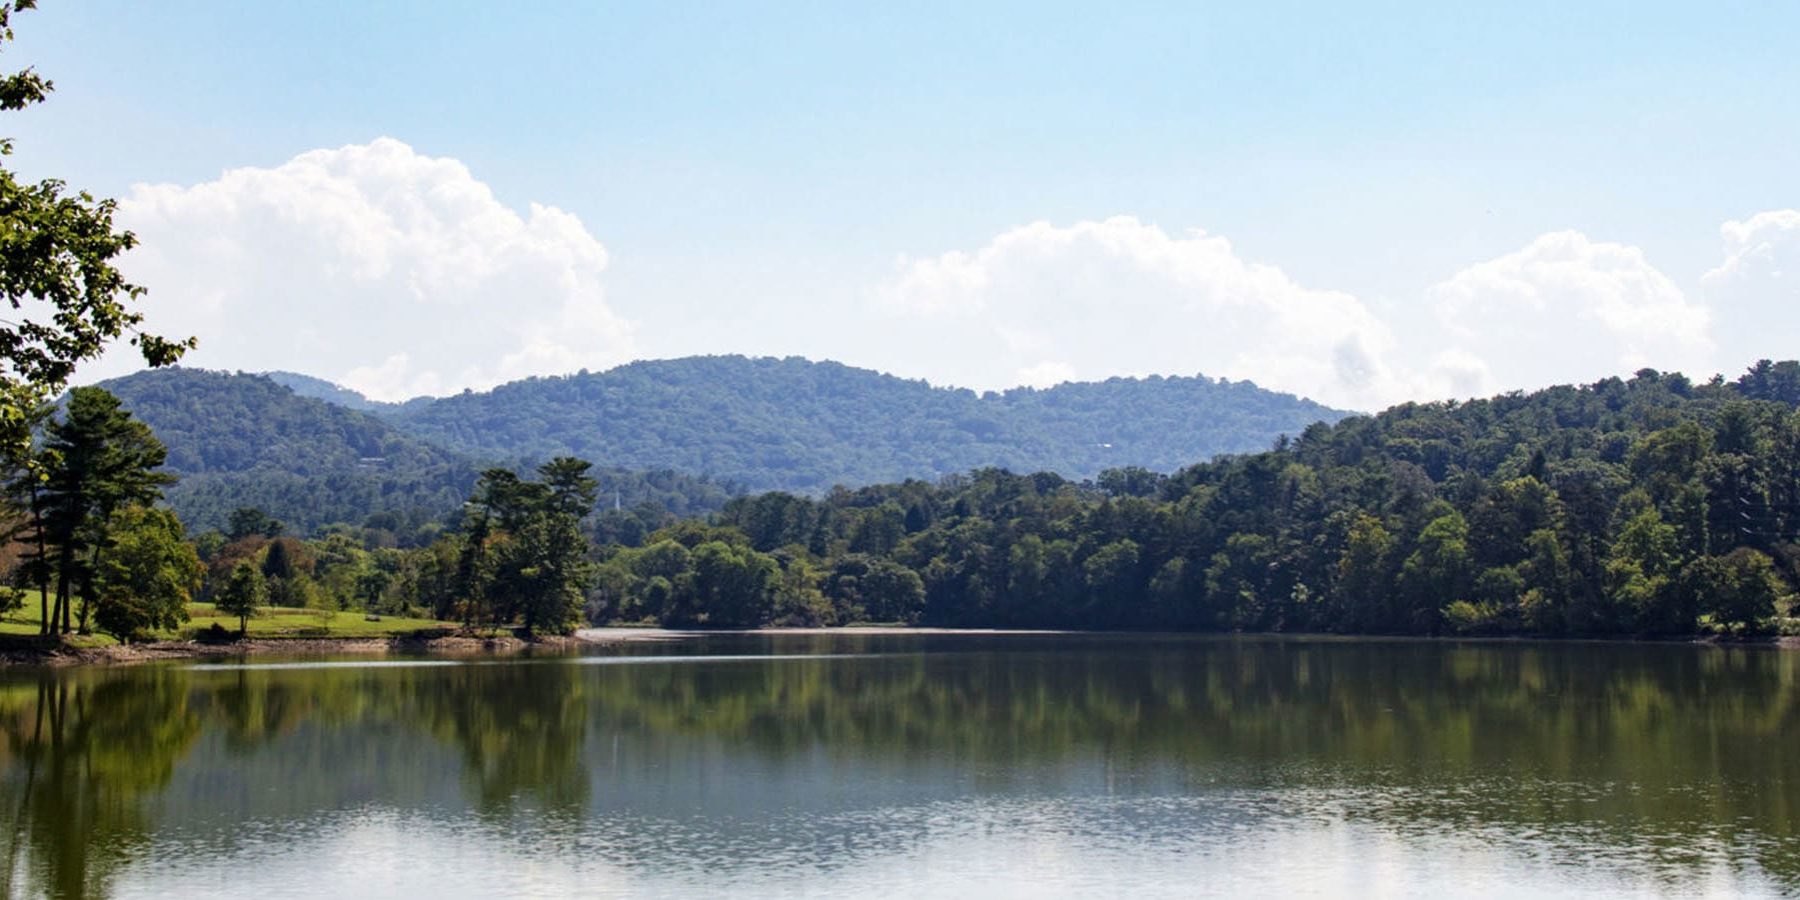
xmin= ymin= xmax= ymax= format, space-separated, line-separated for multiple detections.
xmin=25 ymin=387 xmax=174 ymax=634
xmin=98 ymin=368 xmax=739 ymax=540
xmin=617 ymin=362 xmax=1800 ymax=635
xmin=825 ymin=554 xmax=925 ymax=623
xmin=378 ymin=355 xmax=1349 ymax=492
xmin=216 ymin=561 xmax=266 ymax=635
xmin=1689 ymin=548 xmax=1784 ymax=634
xmin=99 ymin=368 xmax=475 ymax=538
xmin=92 ymin=505 xmax=201 ymax=642
xmin=229 ymin=507 xmax=283 ymax=540
xmin=681 ymin=541 xmax=778 ymax=627
xmin=448 ymin=460 xmax=600 ymax=634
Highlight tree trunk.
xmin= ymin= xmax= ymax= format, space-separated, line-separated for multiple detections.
xmin=51 ymin=564 xmax=69 ymax=637
xmin=77 ymin=544 xmax=101 ymax=634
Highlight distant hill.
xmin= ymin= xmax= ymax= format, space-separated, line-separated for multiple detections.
xmin=263 ymin=370 xmax=433 ymax=414
xmin=99 ymin=369 xmax=738 ymax=537
xmin=372 ymin=356 xmax=1351 ymax=492
xmin=261 ymin=370 xmax=390 ymax=412
xmin=97 ymin=357 xmax=1349 ymax=532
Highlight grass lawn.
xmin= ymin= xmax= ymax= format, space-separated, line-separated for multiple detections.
xmin=185 ymin=603 xmax=453 ymax=639
xmin=1 ymin=591 xmax=457 ymax=643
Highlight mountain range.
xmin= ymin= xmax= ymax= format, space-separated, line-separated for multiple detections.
xmin=100 ymin=355 xmax=1352 ymax=535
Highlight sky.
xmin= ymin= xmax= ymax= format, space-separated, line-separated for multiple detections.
xmin=8 ymin=0 xmax=1800 ymax=410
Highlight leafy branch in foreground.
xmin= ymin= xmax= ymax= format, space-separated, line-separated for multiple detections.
xmin=0 ymin=0 xmax=192 ymax=457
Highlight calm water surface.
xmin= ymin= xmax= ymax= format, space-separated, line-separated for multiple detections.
xmin=1 ymin=633 xmax=1797 ymax=898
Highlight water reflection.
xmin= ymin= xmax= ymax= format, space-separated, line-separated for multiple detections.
xmin=0 ymin=635 xmax=1797 ymax=897
xmin=0 ymin=673 xmax=199 ymax=898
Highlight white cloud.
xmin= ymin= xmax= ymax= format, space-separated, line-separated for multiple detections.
xmin=874 ymin=218 xmax=1735 ymax=410
xmin=1424 ymin=230 xmax=1712 ymax=395
xmin=104 ymin=138 xmax=634 ymax=400
xmin=1700 ymin=209 xmax=1800 ymax=369
xmin=94 ymin=140 xmax=1796 ymax=414
xmin=1015 ymin=360 xmax=1078 ymax=388
xmin=876 ymin=216 xmax=1422 ymax=409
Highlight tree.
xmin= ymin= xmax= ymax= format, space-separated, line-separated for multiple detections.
xmin=1333 ymin=512 xmax=1394 ymax=630
xmin=1688 ymin=548 xmax=1785 ymax=635
xmin=826 ymin=554 xmax=924 ymax=624
xmin=1605 ymin=509 xmax=1685 ymax=633
xmin=459 ymin=460 xmax=601 ymax=633
xmin=501 ymin=511 xmax=594 ymax=633
xmin=92 ymin=505 xmax=200 ymax=641
xmin=1082 ymin=538 xmax=1141 ymax=625
xmin=355 ymin=569 xmax=392 ymax=615
xmin=471 ymin=468 xmax=549 ymax=531
xmin=1399 ymin=511 xmax=1472 ymax=633
xmin=0 ymin=398 xmax=52 ymax=624
xmin=1097 ymin=466 xmax=1165 ymax=498
xmin=215 ymin=561 xmax=266 ymax=635
xmin=539 ymin=456 xmax=599 ymax=519
xmin=227 ymin=507 xmax=283 ymax=541
xmin=685 ymin=541 xmax=777 ymax=627
xmin=0 ymin=1 xmax=192 ymax=462
xmin=38 ymin=386 xmax=172 ymax=634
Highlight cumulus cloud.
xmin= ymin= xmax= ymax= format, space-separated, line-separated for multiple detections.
xmin=105 ymin=138 xmax=634 ymax=400
xmin=876 ymin=216 xmax=1421 ymax=409
xmin=875 ymin=217 xmax=1743 ymax=410
xmin=1701 ymin=209 xmax=1800 ymax=368
xmin=1425 ymin=230 xmax=1712 ymax=395
xmin=95 ymin=140 xmax=1797 ymax=414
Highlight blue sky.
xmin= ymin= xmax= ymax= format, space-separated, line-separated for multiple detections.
xmin=11 ymin=1 xmax=1800 ymax=407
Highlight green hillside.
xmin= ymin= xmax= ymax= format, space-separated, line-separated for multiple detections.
xmin=99 ymin=369 xmax=737 ymax=538
xmin=374 ymin=355 xmax=1350 ymax=492
xmin=601 ymin=360 xmax=1800 ymax=637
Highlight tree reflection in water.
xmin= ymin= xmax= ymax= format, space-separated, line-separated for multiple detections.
xmin=0 ymin=636 xmax=1796 ymax=896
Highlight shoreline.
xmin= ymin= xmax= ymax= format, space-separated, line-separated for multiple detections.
xmin=0 ymin=631 xmax=599 ymax=668
xmin=2 ymin=626 xmax=1793 ymax=669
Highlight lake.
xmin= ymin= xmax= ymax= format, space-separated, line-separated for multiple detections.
xmin=1 ymin=633 xmax=1796 ymax=898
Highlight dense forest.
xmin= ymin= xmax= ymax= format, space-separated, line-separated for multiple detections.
xmin=101 ymin=358 xmax=1346 ymax=533
xmin=24 ymin=361 xmax=1800 ymax=641
xmin=367 ymin=355 xmax=1351 ymax=491
xmin=99 ymin=368 xmax=738 ymax=541
xmin=577 ymin=361 xmax=1800 ymax=637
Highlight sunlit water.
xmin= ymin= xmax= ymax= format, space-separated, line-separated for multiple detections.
xmin=1 ymin=633 xmax=1796 ymax=897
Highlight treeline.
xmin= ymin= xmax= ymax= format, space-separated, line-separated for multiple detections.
xmin=0 ymin=385 xmax=616 ymax=639
xmin=580 ymin=362 xmax=1800 ymax=636
xmin=15 ymin=363 xmax=1800 ymax=642
xmin=158 ymin=462 xmax=617 ymax=638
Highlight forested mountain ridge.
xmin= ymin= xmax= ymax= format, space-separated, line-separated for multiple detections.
xmin=581 ymin=361 xmax=1800 ymax=637
xmin=95 ymin=368 xmax=478 ymax=537
xmin=370 ymin=355 xmax=1350 ymax=491
xmin=97 ymin=368 xmax=737 ymax=539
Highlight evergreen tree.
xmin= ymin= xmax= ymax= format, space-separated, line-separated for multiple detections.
xmin=38 ymin=387 xmax=173 ymax=634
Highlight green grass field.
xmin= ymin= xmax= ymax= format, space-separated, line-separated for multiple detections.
xmin=0 ymin=592 xmax=457 ymax=644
